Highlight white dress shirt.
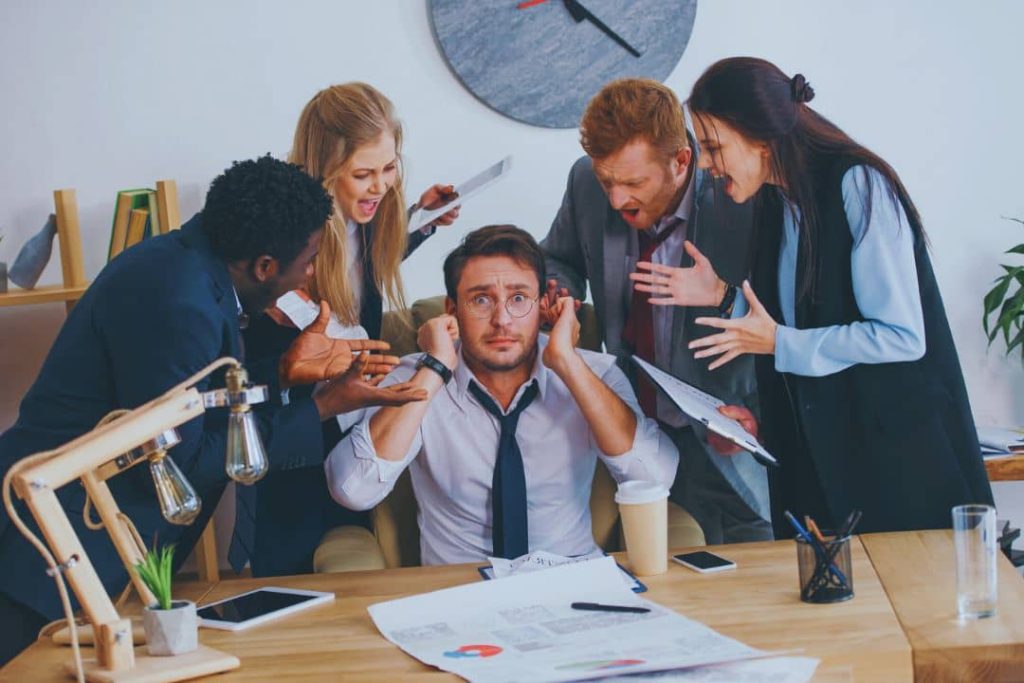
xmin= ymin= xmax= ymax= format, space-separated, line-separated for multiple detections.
xmin=325 ymin=336 xmax=678 ymax=565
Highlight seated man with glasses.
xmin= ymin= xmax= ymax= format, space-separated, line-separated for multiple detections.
xmin=326 ymin=224 xmax=678 ymax=563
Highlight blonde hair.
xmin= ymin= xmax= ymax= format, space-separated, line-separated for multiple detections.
xmin=580 ymin=78 xmax=688 ymax=161
xmin=289 ymin=82 xmax=409 ymax=326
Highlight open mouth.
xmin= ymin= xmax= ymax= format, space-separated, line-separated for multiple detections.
xmin=620 ymin=208 xmax=641 ymax=221
xmin=357 ymin=198 xmax=382 ymax=214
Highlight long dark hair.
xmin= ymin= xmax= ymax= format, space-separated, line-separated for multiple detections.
xmin=688 ymin=57 xmax=923 ymax=303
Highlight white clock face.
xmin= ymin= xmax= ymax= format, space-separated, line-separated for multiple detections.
xmin=430 ymin=0 xmax=697 ymax=129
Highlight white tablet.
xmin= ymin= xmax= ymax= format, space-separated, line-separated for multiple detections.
xmin=197 ymin=586 xmax=335 ymax=631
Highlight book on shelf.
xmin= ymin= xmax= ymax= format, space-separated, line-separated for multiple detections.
xmin=108 ymin=188 xmax=161 ymax=261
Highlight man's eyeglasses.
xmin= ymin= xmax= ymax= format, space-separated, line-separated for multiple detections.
xmin=464 ymin=293 xmax=539 ymax=319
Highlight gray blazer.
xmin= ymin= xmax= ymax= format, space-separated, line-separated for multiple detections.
xmin=540 ymin=155 xmax=769 ymax=521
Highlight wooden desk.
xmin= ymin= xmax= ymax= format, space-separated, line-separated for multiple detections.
xmin=985 ymin=453 xmax=1024 ymax=482
xmin=862 ymin=530 xmax=1024 ymax=682
xmin=1 ymin=538 xmax=911 ymax=682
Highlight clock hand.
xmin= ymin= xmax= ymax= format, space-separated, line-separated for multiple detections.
xmin=562 ymin=0 xmax=642 ymax=58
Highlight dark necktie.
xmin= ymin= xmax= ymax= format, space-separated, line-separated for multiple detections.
xmin=622 ymin=218 xmax=683 ymax=418
xmin=468 ymin=380 xmax=539 ymax=559
xmin=228 ymin=312 xmax=256 ymax=574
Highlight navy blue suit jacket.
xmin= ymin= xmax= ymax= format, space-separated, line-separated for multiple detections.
xmin=0 ymin=215 xmax=323 ymax=618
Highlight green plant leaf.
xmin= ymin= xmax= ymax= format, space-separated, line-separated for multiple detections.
xmin=1007 ymin=244 xmax=1024 ymax=256
xmin=134 ymin=541 xmax=176 ymax=610
xmin=995 ymin=289 xmax=1024 ymax=346
xmin=983 ymin=275 xmax=1013 ymax=333
xmin=1006 ymin=325 xmax=1024 ymax=355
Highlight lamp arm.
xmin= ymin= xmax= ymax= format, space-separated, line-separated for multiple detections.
xmin=1 ymin=356 xmax=245 ymax=681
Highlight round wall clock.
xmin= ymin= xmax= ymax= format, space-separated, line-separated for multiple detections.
xmin=429 ymin=0 xmax=697 ymax=129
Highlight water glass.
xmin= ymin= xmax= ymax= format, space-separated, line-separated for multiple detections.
xmin=952 ymin=504 xmax=997 ymax=619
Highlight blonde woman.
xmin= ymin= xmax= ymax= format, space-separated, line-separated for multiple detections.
xmin=244 ymin=83 xmax=459 ymax=577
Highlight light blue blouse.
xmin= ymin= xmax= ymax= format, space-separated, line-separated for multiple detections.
xmin=736 ymin=165 xmax=925 ymax=377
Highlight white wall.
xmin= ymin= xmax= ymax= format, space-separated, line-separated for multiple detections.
xmin=2 ymin=0 xmax=1022 ymax=553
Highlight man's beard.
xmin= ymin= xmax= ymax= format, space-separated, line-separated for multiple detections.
xmin=465 ymin=335 xmax=538 ymax=373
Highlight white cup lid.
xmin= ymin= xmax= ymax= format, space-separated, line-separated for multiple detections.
xmin=614 ymin=480 xmax=669 ymax=505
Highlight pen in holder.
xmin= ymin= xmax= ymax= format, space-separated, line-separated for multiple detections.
xmin=796 ymin=533 xmax=854 ymax=604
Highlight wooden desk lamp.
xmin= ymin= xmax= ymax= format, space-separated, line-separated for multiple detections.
xmin=3 ymin=357 xmax=268 ymax=682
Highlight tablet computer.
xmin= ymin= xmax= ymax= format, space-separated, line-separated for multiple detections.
xmin=197 ymin=586 xmax=334 ymax=631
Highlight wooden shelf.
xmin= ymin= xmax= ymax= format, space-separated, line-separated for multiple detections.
xmin=0 ymin=283 xmax=89 ymax=308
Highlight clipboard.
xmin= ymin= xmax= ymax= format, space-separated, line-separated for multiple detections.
xmin=477 ymin=562 xmax=647 ymax=593
xmin=631 ymin=355 xmax=778 ymax=468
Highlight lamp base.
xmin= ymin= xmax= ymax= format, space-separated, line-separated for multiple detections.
xmin=63 ymin=644 xmax=240 ymax=682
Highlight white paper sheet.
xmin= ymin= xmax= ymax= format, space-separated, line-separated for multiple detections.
xmin=599 ymin=656 xmax=819 ymax=683
xmin=274 ymin=291 xmax=369 ymax=340
xmin=410 ymin=156 xmax=512 ymax=231
xmin=367 ymin=557 xmax=766 ymax=682
xmin=631 ymin=356 xmax=777 ymax=467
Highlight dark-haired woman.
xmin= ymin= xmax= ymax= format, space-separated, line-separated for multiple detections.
xmin=630 ymin=57 xmax=992 ymax=535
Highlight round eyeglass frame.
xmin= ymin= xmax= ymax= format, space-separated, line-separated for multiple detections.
xmin=463 ymin=294 xmax=540 ymax=319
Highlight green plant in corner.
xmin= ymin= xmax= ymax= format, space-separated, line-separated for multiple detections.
xmin=983 ymin=217 xmax=1024 ymax=360
xmin=134 ymin=542 xmax=176 ymax=610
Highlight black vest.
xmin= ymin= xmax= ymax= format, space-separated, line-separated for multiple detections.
xmin=751 ymin=156 xmax=993 ymax=534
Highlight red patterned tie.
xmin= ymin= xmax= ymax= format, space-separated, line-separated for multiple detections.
xmin=622 ymin=220 xmax=683 ymax=418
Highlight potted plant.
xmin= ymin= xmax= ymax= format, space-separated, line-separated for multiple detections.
xmin=135 ymin=543 xmax=198 ymax=656
xmin=983 ymin=217 xmax=1024 ymax=360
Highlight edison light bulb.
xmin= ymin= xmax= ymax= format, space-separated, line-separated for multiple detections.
xmin=148 ymin=452 xmax=201 ymax=525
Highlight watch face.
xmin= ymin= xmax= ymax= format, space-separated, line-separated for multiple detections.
xmin=430 ymin=0 xmax=697 ymax=129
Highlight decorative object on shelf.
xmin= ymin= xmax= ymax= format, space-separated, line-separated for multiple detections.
xmin=982 ymin=217 xmax=1024 ymax=361
xmin=1 ymin=357 xmax=269 ymax=682
xmin=8 ymin=213 xmax=57 ymax=290
xmin=136 ymin=542 xmax=198 ymax=656
xmin=429 ymin=0 xmax=696 ymax=128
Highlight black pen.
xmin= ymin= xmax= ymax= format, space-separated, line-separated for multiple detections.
xmin=570 ymin=601 xmax=650 ymax=614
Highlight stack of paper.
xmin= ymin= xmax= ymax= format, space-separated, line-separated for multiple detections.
xmin=977 ymin=426 xmax=1024 ymax=458
xmin=484 ymin=550 xmax=644 ymax=593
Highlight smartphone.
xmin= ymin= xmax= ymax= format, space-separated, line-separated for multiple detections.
xmin=672 ymin=551 xmax=736 ymax=573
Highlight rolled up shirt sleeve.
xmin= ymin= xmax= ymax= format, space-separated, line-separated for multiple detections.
xmin=592 ymin=360 xmax=679 ymax=490
xmin=324 ymin=363 xmax=423 ymax=510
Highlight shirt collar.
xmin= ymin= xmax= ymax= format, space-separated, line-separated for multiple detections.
xmin=232 ymin=287 xmax=250 ymax=329
xmin=451 ymin=335 xmax=550 ymax=409
xmin=651 ymin=172 xmax=696 ymax=237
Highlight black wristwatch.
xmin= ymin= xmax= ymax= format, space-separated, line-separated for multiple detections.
xmin=717 ymin=283 xmax=738 ymax=316
xmin=416 ymin=353 xmax=453 ymax=384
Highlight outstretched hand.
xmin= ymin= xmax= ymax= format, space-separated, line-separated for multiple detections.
xmin=690 ymin=281 xmax=778 ymax=370
xmin=279 ymin=301 xmax=398 ymax=388
xmin=313 ymin=353 xmax=428 ymax=420
xmin=629 ymin=240 xmax=725 ymax=307
xmin=707 ymin=405 xmax=760 ymax=456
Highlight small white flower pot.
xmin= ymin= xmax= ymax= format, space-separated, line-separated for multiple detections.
xmin=142 ymin=600 xmax=198 ymax=656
